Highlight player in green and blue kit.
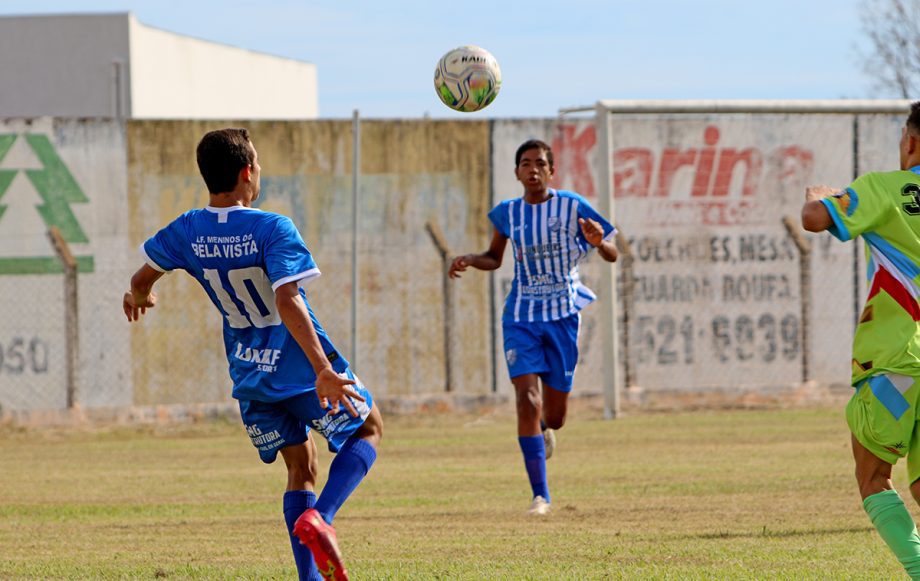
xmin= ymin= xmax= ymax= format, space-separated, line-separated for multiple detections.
xmin=802 ymin=102 xmax=920 ymax=578
xmin=449 ymin=139 xmax=617 ymax=515
xmin=123 ymin=128 xmax=382 ymax=581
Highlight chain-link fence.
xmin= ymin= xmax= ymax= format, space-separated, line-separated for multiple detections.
xmin=0 ymin=109 xmax=908 ymax=414
xmin=0 ymin=271 xmax=66 ymax=412
xmin=0 ymin=119 xmax=132 ymax=413
xmin=546 ymin=105 xmax=907 ymax=414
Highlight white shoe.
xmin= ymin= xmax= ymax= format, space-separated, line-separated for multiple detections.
xmin=527 ymin=495 xmax=551 ymax=516
xmin=543 ymin=428 xmax=556 ymax=460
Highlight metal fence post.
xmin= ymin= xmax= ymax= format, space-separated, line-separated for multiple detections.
xmin=783 ymin=216 xmax=812 ymax=383
xmin=616 ymin=231 xmax=636 ymax=389
xmin=594 ymin=102 xmax=621 ymax=419
xmin=351 ymin=109 xmax=361 ymax=365
xmin=48 ymin=226 xmax=79 ymax=409
xmin=425 ymin=219 xmax=454 ymax=392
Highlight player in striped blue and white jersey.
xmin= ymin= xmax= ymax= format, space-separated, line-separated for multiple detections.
xmin=449 ymin=139 xmax=617 ymax=515
xmin=123 ymin=128 xmax=380 ymax=580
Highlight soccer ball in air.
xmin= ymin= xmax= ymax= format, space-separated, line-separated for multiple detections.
xmin=434 ymin=45 xmax=502 ymax=112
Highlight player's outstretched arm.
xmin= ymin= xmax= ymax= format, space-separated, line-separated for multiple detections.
xmin=578 ymin=217 xmax=618 ymax=262
xmin=274 ymin=282 xmax=365 ymax=417
xmin=448 ymin=229 xmax=507 ymax=279
xmin=123 ymin=264 xmax=164 ymax=322
xmin=801 ymin=185 xmax=837 ymax=232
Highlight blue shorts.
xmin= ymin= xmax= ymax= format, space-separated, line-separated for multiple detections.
xmin=502 ymin=313 xmax=580 ymax=392
xmin=238 ymin=368 xmax=374 ymax=464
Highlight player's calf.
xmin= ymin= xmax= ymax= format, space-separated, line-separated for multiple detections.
xmin=542 ymin=427 xmax=556 ymax=460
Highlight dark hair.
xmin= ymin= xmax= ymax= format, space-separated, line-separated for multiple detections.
xmin=515 ymin=139 xmax=554 ymax=169
xmin=196 ymin=128 xmax=254 ymax=194
xmin=908 ymin=102 xmax=920 ymax=135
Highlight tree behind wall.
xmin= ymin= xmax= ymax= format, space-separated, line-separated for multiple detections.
xmin=860 ymin=0 xmax=920 ymax=98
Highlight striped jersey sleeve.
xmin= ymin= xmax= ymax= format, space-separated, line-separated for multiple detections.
xmin=821 ymin=173 xmax=892 ymax=242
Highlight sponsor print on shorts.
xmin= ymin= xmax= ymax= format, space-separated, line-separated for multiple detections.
xmin=246 ymin=423 xmax=286 ymax=454
xmin=310 ymin=396 xmax=370 ymax=436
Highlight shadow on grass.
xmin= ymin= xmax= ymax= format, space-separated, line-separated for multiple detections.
xmin=689 ymin=525 xmax=874 ymax=540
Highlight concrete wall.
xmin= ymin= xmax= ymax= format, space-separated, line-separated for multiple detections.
xmin=0 ymin=112 xmax=908 ymax=412
xmin=0 ymin=14 xmax=131 ymax=118
xmin=125 ymin=120 xmax=491 ymax=405
xmin=0 ymin=118 xmax=130 ymax=411
xmin=0 ymin=13 xmax=318 ymax=120
xmin=129 ymin=17 xmax=317 ymax=119
xmin=356 ymin=121 xmax=493 ymax=396
xmin=603 ymin=114 xmax=853 ymax=392
xmin=490 ymin=115 xmax=882 ymax=395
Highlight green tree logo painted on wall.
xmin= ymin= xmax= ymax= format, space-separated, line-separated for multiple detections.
xmin=0 ymin=134 xmax=93 ymax=274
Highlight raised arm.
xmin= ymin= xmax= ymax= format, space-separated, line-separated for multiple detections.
xmin=274 ymin=281 xmax=364 ymax=416
xmin=123 ymin=264 xmax=164 ymax=322
xmin=801 ymin=185 xmax=837 ymax=232
xmin=578 ymin=217 xmax=618 ymax=262
xmin=448 ymin=228 xmax=508 ymax=279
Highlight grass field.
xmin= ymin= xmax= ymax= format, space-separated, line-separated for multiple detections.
xmin=0 ymin=405 xmax=911 ymax=579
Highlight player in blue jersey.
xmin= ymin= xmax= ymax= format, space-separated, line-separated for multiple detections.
xmin=122 ymin=128 xmax=382 ymax=581
xmin=449 ymin=139 xmax=617 ymax=515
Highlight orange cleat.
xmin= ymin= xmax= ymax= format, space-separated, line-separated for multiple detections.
xmin=293 ymin=508 xmax=349 ymax=581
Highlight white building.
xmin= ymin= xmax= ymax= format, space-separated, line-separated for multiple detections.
xmin=0 ymin=12 xmax=318 ymax=119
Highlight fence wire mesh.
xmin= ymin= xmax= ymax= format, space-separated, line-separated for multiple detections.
xmin=0 ymin=112 xmax=904 ymax=413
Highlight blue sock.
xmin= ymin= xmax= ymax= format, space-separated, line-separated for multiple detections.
xmin=283 ymin=490 xmax=322 ymax=581
xmin=518 ymin=435 xmax=550 ymax=502
xmin=315 ymin=437 xmax=377 ymax=524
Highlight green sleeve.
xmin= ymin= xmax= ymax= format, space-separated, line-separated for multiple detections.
xmin=821 ymin=173 xmax=891 ymax=242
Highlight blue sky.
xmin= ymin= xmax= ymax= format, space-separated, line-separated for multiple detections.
xmin=1 ymin=0 xmax=880 ymax=119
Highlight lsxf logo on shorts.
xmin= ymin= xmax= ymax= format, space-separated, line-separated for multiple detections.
xmin=505 ymin=349 xmax=517 ymax=365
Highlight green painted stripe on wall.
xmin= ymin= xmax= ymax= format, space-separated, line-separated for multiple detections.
xmin=0 ymin=256 xmax=94 ymax=275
